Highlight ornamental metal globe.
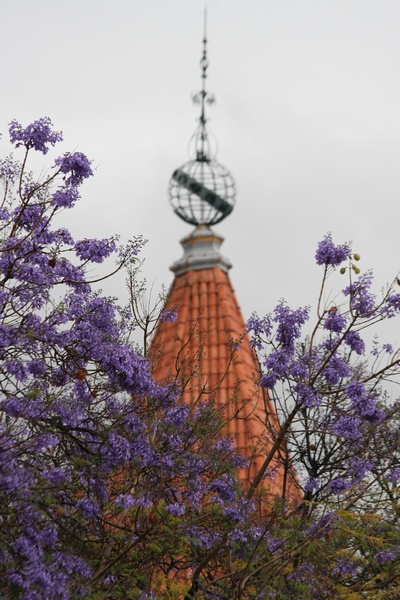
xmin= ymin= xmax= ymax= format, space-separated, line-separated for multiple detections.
xmin=169 ymin=158 xmax=236 ymax=226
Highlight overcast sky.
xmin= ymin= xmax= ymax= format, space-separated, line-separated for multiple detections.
xmin=1 ymin=0 xmax=400 ymax=333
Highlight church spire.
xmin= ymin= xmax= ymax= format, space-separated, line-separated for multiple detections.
xmin=151 ymin=18 xmax=300 ymax=502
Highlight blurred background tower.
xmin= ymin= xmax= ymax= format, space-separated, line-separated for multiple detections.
xmin=150 ymin=20 xmax=299 ymax=500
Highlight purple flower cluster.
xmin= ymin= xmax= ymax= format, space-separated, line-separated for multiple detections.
xmin=332 ymin=415 xmax=361 ymax=441
xmin=52 ymin=186 xmax=79 ymax=208
xmin=246 ymin=312 xmax=273 ymax=350
xmin=258 ymin=302 xmax=309 ymax=389
xmin=75 ymin=237 xmax=118 ymax=263
xmin=294 ymin=383 xmax=321 ymax=407
xmin=333 ymin=558 xmax=360 ymax=579
xmin=315 ymin=234 xmax=351 ymax=267
xmin=274 ymin=302 xmax=309 ymax=351
xmin=344 ymin=331 xmax=365 ymax=355
xmin=304 ymin=477 xmax=320 ymax=492
xmin=374 ymin=549 xmax=396 ymax=564
xmin=344 ymin=271 xmax=375 ymax=316
xmin=381 ymin=292 xmax=400 ymax=318
xmin=54 ymin=152 xmax=93 ymax=186
xmin=166 ymin=502 xmax=186 ymax=516
xmin=323 ymin=308 xmax=347 ymax=332
xmin=9 ymin=117 xmax=63 ymax=154
xmin=159 ymin=307 xmax=178 ymax=323
xmin=346 ymin=382 xmax=385 ymax=422
xmin=323 ymin=355 xmax=351 ymax=385
xmin=347 ymin=456 xmax=371 ymax=482
xmin=260 ymin=372 xmax=277 ymax=389
xmin=329 ymin=478 xmax=350 ymax=494
xmin=386 ymin=467 xmax=400 ymax=485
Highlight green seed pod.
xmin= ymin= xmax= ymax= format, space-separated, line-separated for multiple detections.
xmin=353 ymin=253 xmax=361 ymax=261
xmin=340 ymin=267 xmax=346 ymax=275
xmin=352 ymin=265 xmax=361 ymax=275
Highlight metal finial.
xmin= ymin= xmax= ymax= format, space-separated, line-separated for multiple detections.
xmin=168 ymin=12 xmax=236 ymax=227
xmin=191 ymin=7 xmax=215 ymax=162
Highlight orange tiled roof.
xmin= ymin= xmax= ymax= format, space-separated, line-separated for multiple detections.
xmin=150 ymin=228 xmax=300 ymax=501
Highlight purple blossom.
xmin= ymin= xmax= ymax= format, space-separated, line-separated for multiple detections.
xmin=104 ymin=433 xmax=131 ymax=467
xmin=76 ymin=497 xmax=100 ymax=519
xmin=344 ymin=331 xmax=365 ymax=355
xmin=333 ymin=416 xmax=361 ymax=441
xmin=294 ymin=383 xmax=321 ymax=407
xmin=246 ymin=312 xmax=273 ymax=349
xmin=386 ymin=468 xmax=400 ymax=485
xmin=223 ymin=506 xmax=245 ymax=524
xmin=287 ymin=560 xmax=315 ymax=586
xmin=115 ymin=493 xmax=136 ymax=509
xmin=318 ymin=513 xmax=336 ymax=531
xmin=75 ymin=237 xmax=118 ymax=263
xmin=304 ymin=477 xmax=320 ymax=492
xmin=374 ymin=549 xmax=396 ymax=564
xmin=0 ymin=207 xmax=10 ymax=220
xmin=264 ymin=348 xmax=290 ymax=378
xmin=315 ymin=234 xmax=351 ymax=267
xmin=260 ymin=372 xmax=277 ymax=389
xmin=27 ymin=359 xmax=47 ymax=377
xmin=214 ymin=437 xmax=234 ymax=454
xmin=166 ymin=502 xmax=186 ymax=516
xmin=52 ymin=185 xmax=79 ymax=208
xmin=133 ymin=495 xmax=152 ymax=509
xmin=344 ymin=271 xmax=375 ymax=316
xmin=346 ymin=382 xmax=385 ymax=422
xmin=323 ymin=355 xmax=351 ymax=385
xmin=347 ymin=457 xmax=371 ymax=482
xmin=329 ymin=478 xmax=349 ymax=494
xmin=210 ymin=474 xmax=236 ymax=502
xmin=382 ymin=293 xmax=400 ymax=318
xmin=290 ymin=361 xmax=308 ymax=379
xmin=33 ymin=434 xmax=59 ymax=451
xmin=323 ymin=309 xmax=347 ymax=332
xmin=274 ymin=302 xmax=309 ymax=350
xmin=54 ymin=152 xmax=93 ymax=186
xmin=333 ymin=558 xmax=360 ymax=578
xmin=9 ymin=117 xmax=63 ymax=154
xmin=346 ymin=381 xmax=367 ymax=404
xmin=4 ymin=360 xmax=27 ymax=381
xmin=42 ymin=467 xmax=70 ymax=485
xmin=159 ymin=307 xmax=178 ymax=323
xmin=164 ymin=404 xmax=189 ymax=427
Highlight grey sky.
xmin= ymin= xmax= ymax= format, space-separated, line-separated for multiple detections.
xmin=1 ymin=0 xmax=400 ymax=330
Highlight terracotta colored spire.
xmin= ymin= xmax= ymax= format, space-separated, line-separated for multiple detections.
xmin=150 ymin=227 xmax=300 ymax=501
xmin=150 ymin=22 xmax=300 ymax=503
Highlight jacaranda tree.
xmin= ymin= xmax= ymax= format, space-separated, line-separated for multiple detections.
xmin=186 ymin=236 xmax=400 ymax=599
xmin=0 ymin=118 xmax=246 ymax=599
xmin=183 ymin=238 xmax=400 ymax=599
xmin=1 ymin=118 xmax=399 ymax=600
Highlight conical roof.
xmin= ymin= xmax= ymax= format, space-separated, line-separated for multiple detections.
xmin=150 ymin=227 xmax=300 ymax=501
